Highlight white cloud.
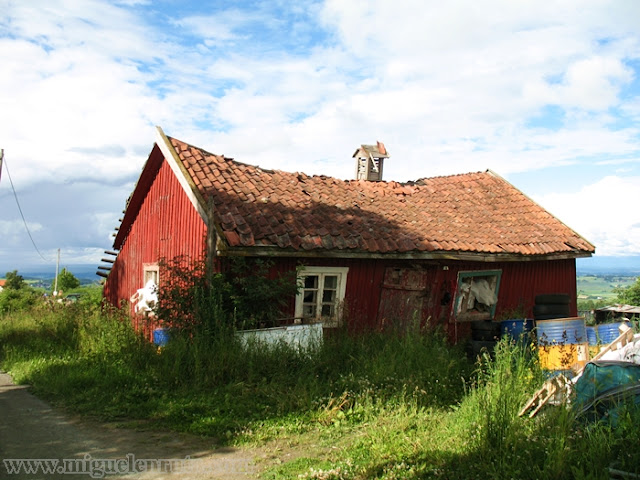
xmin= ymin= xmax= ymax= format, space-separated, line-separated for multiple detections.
xmin=525 ymin=56 xmax=633 ymax=111
xmin=0 ymin=219 xmax=42 ymax=236
xmin=534 ymin=176 xmax=640 ymax=256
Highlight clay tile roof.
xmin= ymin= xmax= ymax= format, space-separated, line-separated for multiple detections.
xmin=167 ymin=136 xmax=595 ymax=258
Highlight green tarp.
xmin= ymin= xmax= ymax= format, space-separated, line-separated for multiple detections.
xmin=573 ymin=361 xmax=640 ymax=424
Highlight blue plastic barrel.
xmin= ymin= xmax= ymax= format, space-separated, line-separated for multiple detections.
xmin=597 ymin=322 xmax=628 ymax=344
xmin=537 ymin=318 xmax=587 ymax=344
xmin=153 ymin=328 xmax=170 ymax=346
xmin=500 ymin=319 xmax=534 ymax=342
xmin=586 ymin=326 xmax=598 ymax=346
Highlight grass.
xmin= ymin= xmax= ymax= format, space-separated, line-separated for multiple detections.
xmin=1 ymin=300 xmax=639 ymax=479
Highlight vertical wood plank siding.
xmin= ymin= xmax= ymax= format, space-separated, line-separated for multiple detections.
xmin=268 ymin=257 xmax=577 ymax=342
xmin=103 ymin=155 xmax=207 ymax=320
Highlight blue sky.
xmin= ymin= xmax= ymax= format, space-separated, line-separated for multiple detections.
xmin=1 ymin=0 xmax=639 ymax=274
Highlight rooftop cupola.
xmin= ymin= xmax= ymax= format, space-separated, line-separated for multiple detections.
xmin=353 ymin=141 xmax=389 ymax=182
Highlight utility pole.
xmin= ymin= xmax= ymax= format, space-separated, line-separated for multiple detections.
xmin=0 ymin=149 xmax=4 ymax=184
xmin=53 ymin=248 xmax=60 ymax=295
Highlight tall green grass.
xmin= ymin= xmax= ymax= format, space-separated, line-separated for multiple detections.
xmin=1 ymin=302 xmax=639 ymax=479
xmin=0 ymin=300 xmax=470 ymax=436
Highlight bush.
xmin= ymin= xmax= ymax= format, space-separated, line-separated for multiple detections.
xmin=0 ymin=287 xmax=39 ymax=314
xmin=154 ymin=256 xmax=299 ymax=334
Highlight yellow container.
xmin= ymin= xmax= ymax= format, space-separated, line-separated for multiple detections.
xmin=537 ymin=343 xmax=589 ymax=371
xmin=536 ymin=317 xmax=589 ymax=372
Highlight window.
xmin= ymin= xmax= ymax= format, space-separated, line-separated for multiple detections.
xmin=143 ymin=263 xmax=159 ymax=287
xmin=454 ymin=270 xmax=502 ymax=321
xmin=295 ymin=267 xmax=348 ymax=326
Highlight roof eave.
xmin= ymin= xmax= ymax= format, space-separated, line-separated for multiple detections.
xmin=214 ymin=246 xmax=593 ymax=262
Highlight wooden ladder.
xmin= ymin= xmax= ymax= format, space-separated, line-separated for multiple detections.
xmin=518 ymin=374 xmax=569 ymax=418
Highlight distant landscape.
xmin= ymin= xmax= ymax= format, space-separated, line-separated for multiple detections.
xmin=575 ymin=256 xmax=639 ymax=303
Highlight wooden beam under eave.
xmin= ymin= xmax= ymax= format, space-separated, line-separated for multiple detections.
xmin=96 ymin=271 xmax=109 ymax=278
xmin=215 ymin=246 xmax=592 ymax=263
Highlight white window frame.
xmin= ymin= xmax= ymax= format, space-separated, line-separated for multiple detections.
xmin=295 ymin=266 xmax=349 ymax=327
xmin=143 ymin=263 xmax=159 ymax=287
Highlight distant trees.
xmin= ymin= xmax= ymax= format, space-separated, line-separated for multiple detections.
xmin=577 ymin=298 xmax=609 ymax=311
xmin=4 ymin=270 xmax=26 ymax=290
xmin=1 ymin=270 xmax=37 ymax=314
xmin=56 ymin=268 xmax=80 ymax=292
xmin=614 ymin=277 xmax=640 ymax=306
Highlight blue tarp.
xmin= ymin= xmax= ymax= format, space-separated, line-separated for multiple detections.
xmin=573 ymin=361 xmax=640 ymax=424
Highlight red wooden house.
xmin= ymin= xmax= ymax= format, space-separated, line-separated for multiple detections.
xmin=102 ymin=127 xmax=595 ymax=342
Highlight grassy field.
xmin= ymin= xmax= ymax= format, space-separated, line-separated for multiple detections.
xmin=577 ymin=275 xmax=636 ymax=300
xmin=1 ymin=300 xmax=639 ymax=479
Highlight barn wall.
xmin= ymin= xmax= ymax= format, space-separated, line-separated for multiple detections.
xmin=267 ymin=256 xmax=577 ymax=343
xmin=103 ymin=155 xmax=207 ymax=322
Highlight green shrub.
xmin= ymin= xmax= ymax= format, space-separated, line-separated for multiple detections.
xmin=154 ymin=256 xmax=298 ymax=334
xmin=0 ymin=287 xmax=39 ymax=314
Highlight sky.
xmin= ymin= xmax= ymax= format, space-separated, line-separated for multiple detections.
xmin=1 ymin=0 xmax=639 ymax=275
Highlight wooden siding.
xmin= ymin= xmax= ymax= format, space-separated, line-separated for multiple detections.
xmin=266 ymin=257 xmax=577 ymax=343
xmin=103 ymin=150 xmax=207 ymax=322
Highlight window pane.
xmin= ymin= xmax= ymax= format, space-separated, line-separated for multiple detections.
xmin=321 ymin=304 xmax=334 ymax=317
xmin=324 ymin=275 xmax=338 ymax=289
xmin=303 ymin=290 xmax=317 ymax=303
xmin=144 ymin=270 xmax=158 ymax=284
xmin=303 ymin=304 xmax=316 ymax=317
xmin=304 ymin=276 xmax=318 ymax=289
xmin=322 ymin=289 xmax=336 ymax=303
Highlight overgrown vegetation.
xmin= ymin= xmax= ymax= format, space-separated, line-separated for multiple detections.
xmin=1 ymin=264 xmax=639 ymax=479
xmin=155 ymin=256 xmax=299 ymax=332
xmin=55 ymin=267 xmax=81 ymax=292
xmin=0 ymin=268 xmax=98 ymax=314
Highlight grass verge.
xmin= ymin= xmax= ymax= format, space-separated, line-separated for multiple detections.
xmin=1 ymin=302 xmax=639 ymax=479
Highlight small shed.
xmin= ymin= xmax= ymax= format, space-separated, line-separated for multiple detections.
xmin=595 ymin=305 xmax=640 ymax=323
xmin=102 ymin=127 xmax=595 ymax=342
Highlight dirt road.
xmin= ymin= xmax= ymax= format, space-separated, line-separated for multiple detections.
xmin=0 ymin=372 xmax=274 ymax=479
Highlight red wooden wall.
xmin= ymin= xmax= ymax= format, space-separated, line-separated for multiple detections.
xmin=103 ymin=151 xmax=207 ymax=328
xmin=267 ymin=256 xmax=577 ymax=343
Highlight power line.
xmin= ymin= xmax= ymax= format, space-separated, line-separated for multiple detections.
xmin=1 ymin=153 xmax=52 ymax=263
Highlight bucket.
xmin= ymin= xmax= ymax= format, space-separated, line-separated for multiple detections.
xmin=500 ymin=318 xmax=534 ymax=342
xmin=536 ymin=317 xmax=589 ymax=372
xmin=153 ymin=328 xmax=170 ymax=347
xmin=596 ymin=322 xmax=629 ymax=344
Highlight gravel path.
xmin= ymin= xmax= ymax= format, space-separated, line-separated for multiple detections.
xmin=0 ymin=372 xmax=272 ymax=479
